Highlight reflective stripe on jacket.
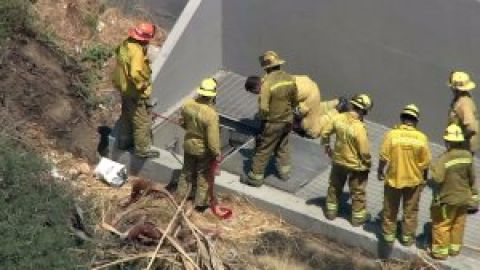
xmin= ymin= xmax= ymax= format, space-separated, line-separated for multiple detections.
xmin=430 ymin=149 xmax=475 ymax=206
xmin=321 ymin=112 xmax=371 ymax=171
xmin=380 ymin=124 xmax=431 ymax=188
xmin=180 ymin=98 xmax=220 ymax=156
xmin=112 ymin=39 xmax=152 ymax=98
xmin=259 ymin=70 xmax=298 ymax=122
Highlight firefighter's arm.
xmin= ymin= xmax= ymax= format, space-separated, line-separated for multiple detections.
xmin=320 ymin=115 xmax=335 ymax=157
xmin=419 ymin=137 xmax=433 ymax=182
xmin=457 ymin=101 xmax=477 ymax=137
xmin=259 ymin=84 xmax=271 ymax=119
xmin=430 ymin=155 xmax=446 ymax=184
xmin=297 ymin=102 xmax=309 ymax=116
xmin=357 ymin=125 xmax=372 ymax=169
xmin=377 ymin=132 xmax=391 ymax=181
xmin=129 ymin=45 xmax=151 ymax=92
xmin=206 ymin=112 xmax=221 ymax=157
xmin=178 ymin=110 xmax=185 ymax=129
xmin=468 ymin=157 xmax=478 ymax=193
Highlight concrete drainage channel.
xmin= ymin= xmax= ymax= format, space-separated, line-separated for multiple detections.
xmin=110 ymin=0 xmax=480 ymax=269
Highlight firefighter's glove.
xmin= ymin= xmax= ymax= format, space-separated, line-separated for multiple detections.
xmin=293 ymin=107 xmax=303 ymax=121
xmin=377 ymin=170 xmax=385 ymax=181
xmin=146 ymin=98 xmax=158 ymax=108
xmin=467 ymin=194 xmax=480 ymax=215
xmin=211 ymin=155 xmax=223 ymax=176
xmin=324 ymin=145 xmax=333 ymax=158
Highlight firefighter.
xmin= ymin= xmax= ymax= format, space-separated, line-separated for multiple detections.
xmin=447 ymin=71 xmax=479 ymax=213
xmin=377 ymin=104 xmax=431 ymax=246
xmin=429 ymin=124 xmax=478 ymax=260
xmin=321 ymin=94 xmax=372 ymax=226
xmin=176 ymin=78 xmax=221 ymax=211
xmin=112 ymin=22 xmax=160 ymax=158
xmin=244 ymin=76 xmax=348 ymax=138
xmin=241 ymin=51 xmax=298 ymax=186
xmin=448 ymin=71 xmax=479 ymax=153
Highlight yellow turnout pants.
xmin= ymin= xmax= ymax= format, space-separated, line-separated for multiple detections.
xmin=249 ymin=122 xmax=291 ymax=184
xmin=177 ymin=153 xmax=214 ymax=207
xmin=431 ymin=204 xmax=467 ymax=258
xmin=382 ymin=184 xmax=423 ymax=243
xmin=326 ymin=164 xmax=369 ymax=223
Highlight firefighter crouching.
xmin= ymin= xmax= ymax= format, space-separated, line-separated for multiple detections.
xmin=112 ymin=22 xmax=160 ymax=158
xmin=244 ymin=75 xmax=348 ymax=139
xmin=176 ymin=78 xmax=221 ymax=211
xmin=321 ymin=94 xmax=373 ymax=226
xmin=292 ymin=75 xmax=348 ymax=138
xmin=429 ymin=124 xmax=478 ymax=260
xmin=377 ymin=104 xmax=432 ymax=246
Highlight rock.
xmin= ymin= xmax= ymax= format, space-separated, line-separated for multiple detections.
xmin=77 ymin=162 xmax=91 ymax=175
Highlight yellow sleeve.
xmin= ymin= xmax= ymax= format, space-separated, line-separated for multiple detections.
xmin=259 ymin=83 xmax=271 ymax=119
xmin=319 ymin=99 xmax=339 ymax=115
xmin=206 ymin=111 xmax=221 ymax=156
xmin=379 ymin=131 xmax=392 ymax=162
xmin=456 ymin=98 xmax=477 ymax=133
xmin=320 ymin=114 xmax=337 ymax=145
xmin=356 ymin=124 xmax=371 ymax=169
xmin=128 ymin=44 xmax=151 ymax=92
xmin=298 ymin=101 xmax=309 ymax=116
xmin=418 ymin=136 xmax=432 ymax=170
xmin=430 ymin=154 xmax=446 ymax=183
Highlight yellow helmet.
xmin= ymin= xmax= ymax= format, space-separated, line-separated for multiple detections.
xmin=259 ymin=50 xmax=285 ymax=69
xmin=443 ymin=124 xmax=464 ymax=142
xmin=448 ymin=71 xmax=476 ymax=91
xmin=196 ymin=77 xmax=217 ymax=97
xmin=401 ymin=104 xmax=420 ymax=119
xmin=350 ymin=94 xmax=372 ymax=111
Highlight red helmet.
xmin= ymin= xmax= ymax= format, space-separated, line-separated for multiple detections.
xmin=128 ymin=22 xmax=155 ymax=41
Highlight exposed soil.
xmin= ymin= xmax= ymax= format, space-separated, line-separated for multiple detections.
xmin=0 ymin=35 xmax=107 ymax=161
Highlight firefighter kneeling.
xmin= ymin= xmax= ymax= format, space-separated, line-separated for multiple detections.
xmin=429 ymin=124 xmax=479 ymax=260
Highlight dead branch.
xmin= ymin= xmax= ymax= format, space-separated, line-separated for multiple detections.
xmin=145 ymin=187 xmax=194 ymax=270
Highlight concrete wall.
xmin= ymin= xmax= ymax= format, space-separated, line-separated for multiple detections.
xmin=141 ymin=0 xmax=189 ymax=30
xmin=223 ymin=0 xmax=480 ymax=142
xmin=150 ymin=0 xmax=223 ymax=114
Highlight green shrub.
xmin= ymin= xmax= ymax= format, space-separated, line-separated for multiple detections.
xmin=0 ymin=0 xmax=30 ymax=41
xmin=81 ymin=43 xmax=114 ymax=69
xmin=0 ymin=137 xmax=93 ymax=269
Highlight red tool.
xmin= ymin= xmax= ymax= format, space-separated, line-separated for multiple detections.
xmin=207 ymin=156 xmax=233 ymax=219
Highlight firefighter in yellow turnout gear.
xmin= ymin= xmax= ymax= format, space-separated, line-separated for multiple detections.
xmin=429 ymin=124 xmax=478 ymax=260
xmin=176 ymin=78 xmax=221 ymax=210
xmin=447 ymin=71 xmax=480 ymax=213
xmin=377 ymin=104 xmax=431 ymax=246
xmin=448 ymin=71 xmax=479 ymax=153
xmin=244 ymin=75 xmax=348 ymax=139
xmin=113 ymin=22 xmax=160 ymax=158
xmin=321 ymin=94 xmax=373 ymax=226
xmin=242 ymin=51 xmax=298 ymax=186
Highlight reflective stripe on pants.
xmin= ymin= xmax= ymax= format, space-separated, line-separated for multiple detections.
xmin=326 ymin=164 xmax=368 ymax=221
xmin=382 ymin=184 xmax=423 ymax=243
xmin=431 ymin=204 xmax=467 ymax=257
